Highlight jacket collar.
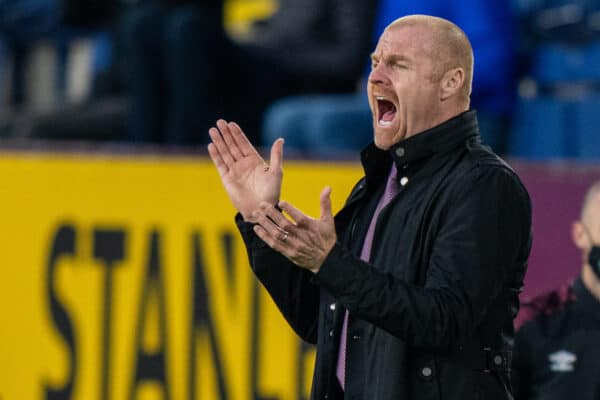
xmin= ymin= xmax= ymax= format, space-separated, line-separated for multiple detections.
xmin=573 ymin=277 xmax=600 ymax=319
xmin=359 ymin=110 xmax=480 ymax=186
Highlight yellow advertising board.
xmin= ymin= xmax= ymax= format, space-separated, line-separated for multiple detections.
xmin=0 ymin=152 xmax=362 ymax=400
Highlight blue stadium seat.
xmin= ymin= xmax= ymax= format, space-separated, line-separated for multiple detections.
xmin=573 ymin=96 xmax=600 ymax=160
xmin=530 ymin=42 xmax=600 ymax=83
xmin=262 ymin=94 xmax=373 ymax=157
xmin=583 ymin=42 xmax=600 ymax=79
xmin=509 ymin=96 xmax=571 ymax=159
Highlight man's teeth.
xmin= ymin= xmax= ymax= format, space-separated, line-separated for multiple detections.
xmin=376 ymin=96 xmax=394 ymax=126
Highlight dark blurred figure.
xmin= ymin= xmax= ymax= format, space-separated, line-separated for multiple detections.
xmin=0 ymin=0 xmax=61 ymax=108
xmin=512 ymin=181 xmax=600 ymax=399
xmin=0 ymin=0 xmax=127 ymax=140
xmin=0 ymin=0 xmax=118 ymax=105
xmin=123 ymin=0 xmax=376 ymax=145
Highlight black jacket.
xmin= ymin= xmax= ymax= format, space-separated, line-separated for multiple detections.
xmin=512 ymin=277 xmax=600 ymax=399
xmin=237 ymin=111 xmax=532 ymax=400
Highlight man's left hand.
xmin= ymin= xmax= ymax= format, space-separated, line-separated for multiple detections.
xmin=252 ymin=187 xmax=337 ymax=274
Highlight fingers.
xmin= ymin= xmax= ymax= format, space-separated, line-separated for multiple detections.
xmin=253 ymin=201 xmax=298 ymax=242
xmin=253 ymin=224 xmax=284 ymax=251
xmin=253 ymin=205 xmax=292 ymax=250
xmin=320 ymin=186 xmax=333 ymax=222
xmin=259 ymin=202 xmax=296 ymax=231
xmin=278 ymin=200 xmax=308 ymax=226
xmin=216 ymin=120 xmax=244 ymax=161
xmin=229 ymin=122 xmax=260 ymax=157
xmin=269 ymin=138 xmax=284 ymax=172
xmin=254 ymin=199 xmax=332 ymax=273
xmin=207 ymin=142 xmax=228 ymax=177
xmin=254 ymin=208 xmax=286 ymax=235
xmin=208 ymin=127 xmax=235 ymax=166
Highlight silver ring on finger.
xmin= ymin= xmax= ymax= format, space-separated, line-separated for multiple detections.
xmin=279 ymin=231 xmax=289 ymax=242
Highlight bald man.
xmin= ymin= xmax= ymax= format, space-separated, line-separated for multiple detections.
xmin=512 ymin=182 xmax=600 ymax=400
xmin=208 ymin=15 xmax=532 ymax=400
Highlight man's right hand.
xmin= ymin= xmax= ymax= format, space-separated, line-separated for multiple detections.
xmin=208 ymin=120 xmax=284 ymax=223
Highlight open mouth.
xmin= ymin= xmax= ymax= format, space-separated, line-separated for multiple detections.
xmin=376 ymin=96 xmax=397 ymax=127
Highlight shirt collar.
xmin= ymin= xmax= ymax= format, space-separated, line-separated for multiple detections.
xmin=359 ymin=110 xmax=481 ymax=186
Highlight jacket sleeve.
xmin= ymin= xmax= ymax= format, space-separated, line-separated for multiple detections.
xmin=313 ymin=166 xmax=532 ymax=351
xmin=511 ymin=323 xmax=535 ymax=400
xmin=236 ymin=214 xmax=320 ymax=344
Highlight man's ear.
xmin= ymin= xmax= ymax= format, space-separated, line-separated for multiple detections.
xmin=572 ymin=221 xmax=589 ymax=250
xmin=440 ymin=67 xmax=465 ymax=101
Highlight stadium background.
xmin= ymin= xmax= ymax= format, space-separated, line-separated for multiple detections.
xmin=1 ymin=0 xmax=600 ymax=399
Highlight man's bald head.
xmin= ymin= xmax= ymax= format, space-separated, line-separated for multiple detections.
xmin=386 ymin=15 xmax=474 ymax=104
xmin=581 ymin=181 xmax=600 ymax=223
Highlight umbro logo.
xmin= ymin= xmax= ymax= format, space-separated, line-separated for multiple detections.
xmin=548 ymin=350 xmax=577 ymax=372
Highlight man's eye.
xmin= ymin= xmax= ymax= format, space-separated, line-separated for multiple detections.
xmin=394 ymin=63 xmax=407 ymax=69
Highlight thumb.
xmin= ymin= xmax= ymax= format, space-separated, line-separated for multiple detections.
xmin=320 ymin=186 xmax=333 ymax=222
xmin=269 ymin=138 xmax=284 ymax=172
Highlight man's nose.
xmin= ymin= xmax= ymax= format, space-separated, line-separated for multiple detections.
xmin=369 ymin=64 xmax=389 ymax=86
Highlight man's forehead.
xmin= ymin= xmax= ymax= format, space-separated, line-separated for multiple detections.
xmin=374 ymin=25 xmax=431 ymax=56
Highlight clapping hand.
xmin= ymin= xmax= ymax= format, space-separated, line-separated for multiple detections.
xmin=251 ymin=187 xmax=337 ymax=273
xmin=208 ymin=120 xmax=284 ymax=222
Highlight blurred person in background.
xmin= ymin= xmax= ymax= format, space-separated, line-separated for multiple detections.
xmin=208 ymin=15 xmax=532 ymax=399
xmin=0 ymin=0 xmax=61 ymax=109
xmin=262 ymin=0 xmax=518 ymax=157
xmin=123 ymin=0 xmax=376 ymax=145
xmin=0 ymin=0 xmax=125 ymax=140
xmin=512 ymin=181 xmax=600 ymax=399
